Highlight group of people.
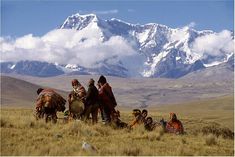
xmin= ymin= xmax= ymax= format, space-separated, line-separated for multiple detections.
xmin=129 ymin=109 xmax=184 ymax=134
xmin=35 ymin=75 xmax=118 ymax=125
xmin=66 ymin=75 xmax=117 ymax=124
xmin=34 ymin=75 xmax=184 ymax=134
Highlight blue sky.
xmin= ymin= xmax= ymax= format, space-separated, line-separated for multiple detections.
xmin=1 ymin=0 xmax=234 ymax=37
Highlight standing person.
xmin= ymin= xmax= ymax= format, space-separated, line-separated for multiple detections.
xmin=68 ymin=79 xmax=86 ymax=119
xmin=84 ymin=79 xmax=99 ymax=124
xmin=97 ymin=75 xmax=117 ymax=124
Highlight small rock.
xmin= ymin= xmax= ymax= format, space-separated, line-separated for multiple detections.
xmin=82 ymin=141 xmax=97 ymax=153
xmin=54 ymin=133 xmax=63 ymax=139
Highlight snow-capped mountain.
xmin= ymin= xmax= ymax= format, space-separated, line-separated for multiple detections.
xmin=0 ymin=61 xmax=64 ymax=77
xmin=1 ymin=13 xmax=234 ymax=78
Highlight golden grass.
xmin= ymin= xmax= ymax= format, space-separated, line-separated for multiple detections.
xmin=1 ymin=95 xmax=234 ymax=156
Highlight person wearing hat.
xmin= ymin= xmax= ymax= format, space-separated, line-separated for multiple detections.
xmin=97 ymin=75 xmax=117 ymax=124
xmin=83 ymin=78 xmax=99 ymax=124
xmin=68 ymin=79 xmax=86 ymax=118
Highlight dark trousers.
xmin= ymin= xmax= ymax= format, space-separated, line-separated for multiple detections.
xmin=99 ymin=104 xmax=105 ymax=122
xmin=102 ymin=105 xmax=111 ymax=123
xmin=84 ymin=104 xmax=99 ymax=124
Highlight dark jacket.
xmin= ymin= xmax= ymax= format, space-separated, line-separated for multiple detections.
xmin=85 ymin=84 xmax=99 ymax=106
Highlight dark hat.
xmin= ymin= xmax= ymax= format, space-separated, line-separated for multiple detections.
xmin=142 ymin=109 xmax=148 ymax=114
xmin=37 ymin=88 xmax=44 ymax=95
xmin=146 ymin=117 xmax=153 ymax=122
xmin=98 ymin=75 xmax=107 ymax=84
xmin=132 ymin=109 xmax=141 ymax=114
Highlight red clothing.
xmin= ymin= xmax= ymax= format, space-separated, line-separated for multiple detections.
xmin=98 ymin=83 xmax=117 ymax=111
xmin=166 ymin=120 xmax=184 ymax=134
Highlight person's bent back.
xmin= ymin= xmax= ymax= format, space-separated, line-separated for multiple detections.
xmin=35 ymin=88 xmax=66 ymax=122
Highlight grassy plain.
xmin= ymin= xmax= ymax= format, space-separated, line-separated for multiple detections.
xmin=1 ymin=96 xmax=234 ymax=156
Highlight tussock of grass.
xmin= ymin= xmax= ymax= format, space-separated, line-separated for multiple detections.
xmin=201 ymin=124 xmax=234 ymax=139
xmin=205 ymin=134 xmax=217 ymax=146
xmin=1 ymin=108 xmax=234 ymax=156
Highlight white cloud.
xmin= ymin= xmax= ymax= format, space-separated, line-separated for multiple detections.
xmin=170 ymin=22 xmax=196 ymax=42
xmin=170 ymin=22 xmax=234 ymax=59
xmin=15 ymin=34 xmax=44 ymax=49
xmin=0 ymin=28 xmax=141 ymax=69
xmin=191 ymin=30 xmax=234 ymax=57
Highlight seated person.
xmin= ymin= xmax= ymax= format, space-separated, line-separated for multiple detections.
xmin=141 ymin=109 xmax=148 ymax=123
xmin=144 ymin=117 xmax=161 ymax=131
xmin=144 ymin=117 xmax=154 ymax=131
xmin=129 ymin=109 xmax=143 ymax=128
xmin=111 ymin=110 xmax=128 ymax=128
xmin=165 ymin=113 xmax=184 ymax=134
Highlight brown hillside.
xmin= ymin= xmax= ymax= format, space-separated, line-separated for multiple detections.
xmin=1 ymin=75 xmax=68 ymax=107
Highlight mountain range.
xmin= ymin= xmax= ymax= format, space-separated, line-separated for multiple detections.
xmin=1 ymin=13 xmax=234 ymax=78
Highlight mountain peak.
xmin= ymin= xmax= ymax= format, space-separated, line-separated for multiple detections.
xmin=70 ymin=12 xmax=98 ymax=18
xmin=60 ymin=13 xmax=100 ymax=30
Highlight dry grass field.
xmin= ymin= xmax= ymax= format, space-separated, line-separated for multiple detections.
xmin=1 ymin=96 xmax=234 ymax=156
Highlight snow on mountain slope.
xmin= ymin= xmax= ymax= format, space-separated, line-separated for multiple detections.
xmin=1 ymin=13 xmax=234 ymax=78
